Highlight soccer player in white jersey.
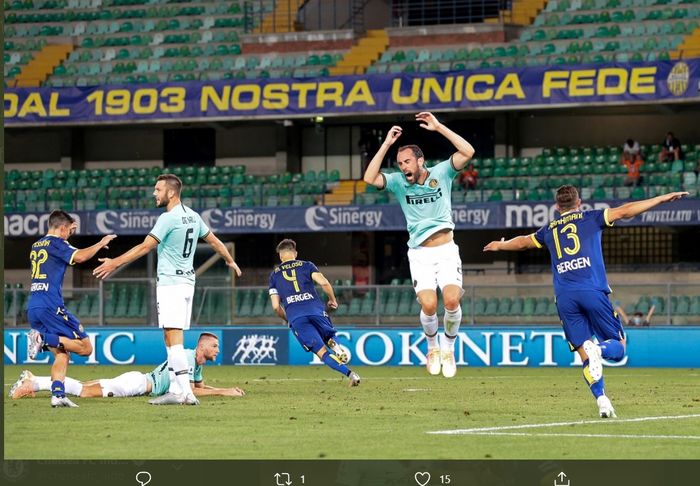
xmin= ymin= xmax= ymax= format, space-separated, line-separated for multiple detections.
xmin=93 ymin=174 xmax=242 ymax=405
xmin=10 ymin=333 xmax=245 ymax=400
xmin=363 ymin=112 xmax=475 ymax=378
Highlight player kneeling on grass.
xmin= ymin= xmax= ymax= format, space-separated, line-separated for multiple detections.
xmin=484 ymin=186 xmax=688 ymax=418
xmin=269 ymin=239 xmax=360 ymax=387
xmin=10 ymin=333 xmax=245 ymax=401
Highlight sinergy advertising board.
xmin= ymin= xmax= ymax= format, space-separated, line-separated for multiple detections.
xmin=4 ymin=327 xmax=699 ymax=367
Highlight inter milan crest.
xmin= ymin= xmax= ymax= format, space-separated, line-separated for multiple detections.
xmin=428 ymin=179 xmax=438 ymax=188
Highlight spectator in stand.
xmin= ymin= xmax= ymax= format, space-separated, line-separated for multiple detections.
xmin=614 ymin=304 xmax=655 ymax=327
xmin=621 ymin=138 xmax=644 ymax=187
xmin=458 ymin=163 xmax=478 ymax=190
xmin=658 ymin=132 xmax=683 ymax=162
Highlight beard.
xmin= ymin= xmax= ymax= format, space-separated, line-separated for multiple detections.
xmin=156 ymin=196 xmax=169 ymax=208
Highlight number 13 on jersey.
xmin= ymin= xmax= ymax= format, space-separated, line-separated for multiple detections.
xmin=553 ymin=223 xmax=581 ymax=259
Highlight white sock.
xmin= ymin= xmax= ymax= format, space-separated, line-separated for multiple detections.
xmin=64 ymin=377 xmax=83 ymax=396
xmin=33 ymin=376 xmax=52 ymax=392
xmin=166 ymin=346 xmax=180 ymax=394
xmin=442 ymin=306 xmax=462 ymax=352
xmin=420 ymin=310 xmax=439 ymax=349
xmin=169 ymin=344 xmax=191 ymax=396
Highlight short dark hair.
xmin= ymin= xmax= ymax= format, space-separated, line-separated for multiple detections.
xmin=397 ymin=144 xmax=424 ymax=161
xmin=156 ymin=174 xmax=182 ymax=196
xmin=276 ymin=239 xmax=297 ymax=254
xmin=48 ymin=210 xmax=74 ymax=229
xmin=555 ymin=185 xmax=579 ymax=211
xmin=198 ymin=332 xmax=218 ymax=343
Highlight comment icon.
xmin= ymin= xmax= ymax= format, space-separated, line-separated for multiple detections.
xmin=135 ymin=471 xmax=152 ymax=486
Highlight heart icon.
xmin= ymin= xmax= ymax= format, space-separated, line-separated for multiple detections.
xmin=414 ymin=471 xmax=431 ymax=486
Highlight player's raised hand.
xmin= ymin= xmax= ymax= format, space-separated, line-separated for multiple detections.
xmin=660 ymin=191 xmax=689 ymax=203
xmin=100 ymin=234 xmax=117 ymax=249
xmin=227 ymin=260 xmax=242 ymax=277
xmin=416 ymin=112 xmax=441 ymax=131
xmin=384 ymin=125 xmax=402 ymax=146
xmin=93 ymin=258 xmax=118 ymax=279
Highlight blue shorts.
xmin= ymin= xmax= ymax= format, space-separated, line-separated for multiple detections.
xmin=28 ymin=306 xmax=87 ymax=341
xmin=556 ymin=290 xmax=625 ymax=350
xmin=289 ymin=315 xmax=336 ymax=354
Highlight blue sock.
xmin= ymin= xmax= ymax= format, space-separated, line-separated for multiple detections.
xmin=51 ymin=380 xmax=65 ymax=398
xmin=582 ymin=359 xmax=606 ymax=398
xmin=599 ymin=339 xmax=625 ymax=362
xmin=590 ymin=378 xmax=606 ymax=399
xmin=321 ymin=352 xmax=351 ymax=377
xmin=44 ymin=333 xmax=60 ymax=348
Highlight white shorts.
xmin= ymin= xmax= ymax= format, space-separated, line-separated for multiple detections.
xmin=99 ymin=371 xmax=148 ymax=398
xmin=157 ymin=284 xmax=194 ymax=330
xmin=407 ymin=241 xmax=463 ymax=294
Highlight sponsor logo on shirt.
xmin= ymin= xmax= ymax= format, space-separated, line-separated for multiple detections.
xmin=405 ymin=188 xmax=443 ymax=205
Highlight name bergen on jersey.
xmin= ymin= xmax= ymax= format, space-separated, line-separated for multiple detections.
xmin=286 ymin=292 xmax=315 ymax=305
xmin=556 ymin=256 xmax=592 ymax=274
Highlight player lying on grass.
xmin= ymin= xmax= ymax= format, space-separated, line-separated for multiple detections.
xmin=269 ymin=239 xmax=361 ymax=387
xmin=10 ymin=333 xmax=245 ymax=400
xmin=484 ymin=186 xmax=688 ymax=418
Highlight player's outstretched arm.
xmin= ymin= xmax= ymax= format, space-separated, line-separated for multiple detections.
xmin=606 ymin=191 xmax=689 ymax=223
xmin=363 ymin=125 xmax=403 ymax=188
xmin=416 ymin=112 xmax=475 ymax=170
xmin=73 ymin=234 xmax=117 ymax=264
xmin=203 ymin=232 xmax=242 ymax=277
xmin=312 ymin=271 xmax=338 ymax=309
xmin=93 ymin=235 xmax=158 ymax=279
xmin=193 ymin=382 xmax=245 ymax=397
xmin=483 ymin=235 xmax=539 ymax=252
xmin=269 ymin=294 xmax=288 ymax=323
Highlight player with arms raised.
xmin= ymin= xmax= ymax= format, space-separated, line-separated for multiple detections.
xmin=484 ymin=185 xmax=688 ymax=417
xmin=269 ymin=239 xmax=360 ymax=386
xmin=26 ymin=210 xmax=115 ymax=407
xmin=94 ymin=174 xmax=242 ymax=405
xmin=363 ymin=112 xmax=475 ymax=378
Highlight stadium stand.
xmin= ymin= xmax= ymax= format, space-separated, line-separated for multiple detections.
xmin=6 ymin=0 xmax=700 ymax=87
xmin=3 ymin=0 xmax=358 ymax=86
xmin=370 ymin=0 xmax=700 ymax=73
xmin=4 ymin=142 xmax=699 ymax=212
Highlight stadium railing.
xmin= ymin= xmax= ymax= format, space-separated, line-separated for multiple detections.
xmin=4 ymin=282 xmax=699 ymax=327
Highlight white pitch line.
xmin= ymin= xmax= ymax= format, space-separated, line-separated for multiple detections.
xmin=248 ymin=373 xmax=659 ymax=383
xmin=428 ymin=413 xmax=700 ymax=435
xmin=453 ymin=431 xmax=700 ymax=440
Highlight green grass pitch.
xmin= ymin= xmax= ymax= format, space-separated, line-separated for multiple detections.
xmin=4 ymin=365 xmax=700 ymax=460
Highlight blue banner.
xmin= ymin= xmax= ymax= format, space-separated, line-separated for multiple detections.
xmin=4 ymin=327 xmax=700 ymax=367
xmin=4 ymin=199 xmax=699 ymax=237
xmin=4 ymin=61 xmax=699 ymax=125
